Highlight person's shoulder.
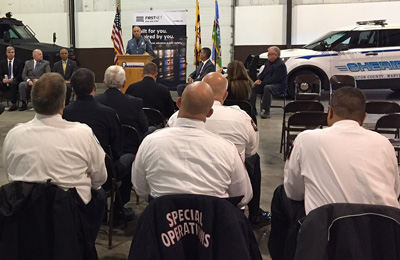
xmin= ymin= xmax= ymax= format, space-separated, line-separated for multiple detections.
xmin=69 ymin=59 xmax=77 ymax=65
xmin=43 ymin=60 xmax=50 ymax=65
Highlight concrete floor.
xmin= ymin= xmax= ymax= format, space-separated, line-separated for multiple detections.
xmin=1 ymin=86 xmax=399 ymax=259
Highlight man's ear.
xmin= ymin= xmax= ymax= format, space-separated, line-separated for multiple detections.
xmin=206 ymin=108 xmax=214 ymax=118
xmin=176 ymin=97 xmax=182 ymax=109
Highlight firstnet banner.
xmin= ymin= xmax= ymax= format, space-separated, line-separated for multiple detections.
xmin=133 ymin=10 xmax=187 ymax=90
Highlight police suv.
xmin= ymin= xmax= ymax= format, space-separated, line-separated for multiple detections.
xmin=258 ymin=20 xmax=400 ymax=98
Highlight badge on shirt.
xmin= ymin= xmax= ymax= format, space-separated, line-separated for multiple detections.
xmin=141 ymin=42 xmax=144 ymax=45
xmin=251 ymin=120 xmax=258 ymax=132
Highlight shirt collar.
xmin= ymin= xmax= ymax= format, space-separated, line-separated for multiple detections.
xmin=175 ymin=117 xmax=206 ymax=129
xmin=34 ymin=113 xmax=64 ymax=125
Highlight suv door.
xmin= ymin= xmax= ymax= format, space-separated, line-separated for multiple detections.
xmin=330 ymin=30 xmax=382 ymax=81
xmin=379 ymin=29 xmax=400 ymax=82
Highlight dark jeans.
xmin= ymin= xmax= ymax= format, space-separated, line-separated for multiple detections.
xmin=244 ymin=153 xmax=262 ymax=217
xmin=268 ymin=185 xmax=305 ymax=260
xmin=87 ymin=188 xmax=106 ymax=242
xmin=250 ymin=83 xmax=283 ymax=112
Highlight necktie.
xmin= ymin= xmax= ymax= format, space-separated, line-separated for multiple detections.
xmin=8 ymin=60 xmax=11 ymax=78
xmin=63 ymin=62 xmax=66 ymax=74
xmin=195 ymin=62 xmax=204 ymax=79
xmin=34 ymin=62 xmax=38 ymax=73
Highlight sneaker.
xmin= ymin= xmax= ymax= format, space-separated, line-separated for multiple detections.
xmin=249 ymin=209 xmax=271 ymax=230
xmin=260 ymin=110 xmax=270 ymax=119
xmin=8 ymin=104 xmax=18 ymax=111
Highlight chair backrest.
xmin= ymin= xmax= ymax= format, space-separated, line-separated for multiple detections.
xmin=128 ymin=194 xmax=262 ymax=260
xmin=287 ymin=111 xmax=328 ymax=130
xmin=329 ymin=75 xmax=357 ymax=91
xmin=294 ymin=74 xmax=322 ymax=101
xmin=284 ymin=100 xmax=325 ymax=114
xmin=224 ymin=99 xmax=252 ymax=117
xmin=374 ymin=113 xmax=400 ymax=137
xmin=122 ymin=124 xmax=140 ymax=154
xmin=143 ymin=107 xmax=165 ymax=128
xmin=294 ymin=203 xmax=400 ymax=260
xmin=365 ymin=101 xmax=400 ymax=114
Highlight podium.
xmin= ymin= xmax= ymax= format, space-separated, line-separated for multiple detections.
xmin=117 ymin=54 xmax=154 ymax=93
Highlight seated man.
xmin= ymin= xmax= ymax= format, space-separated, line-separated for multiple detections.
xmin=132 ymin=81 xmax=253 ymax=208
xmin=125 ymin=62 xmax=175 ymax=118
xmin=95 ymin=65 xmax=148 ymax=138
xmin=176 ymin=47 xmax=216 ymax=97
xmin=3 ymin=72 xmax=107 ymax=243
xmin=268 ymin=87 xmax=400 ymax=260
xmin=168 ymin=72 xmax=270 ymax=229
xmin=18 ymin=49 xmax=51 ymax=111
xmin=52 ymin=48 xmax=78 ymax=105
xmin=0 ymin=46 xmax=24 ymax=111
xmin=63 ymin=68 xmax=135 ymax=223
xmin=249 ymin=46 xmax=287 ymax=119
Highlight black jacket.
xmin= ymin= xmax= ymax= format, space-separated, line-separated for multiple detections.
xmin=0 ymin=58 xmax=24 ymax=83
xmin=257 ymin=58 xmax=287 ymax=92
xmin=129 ymin=194 xmax=262 ymax=260
xmin=0 ymin=182 xmax=97 ymax=260
xmin=126 ymin=77 xmax=175 ymax=118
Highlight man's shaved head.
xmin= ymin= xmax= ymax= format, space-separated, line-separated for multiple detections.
xmin=203 ymin=72 xmax=228 ymax=102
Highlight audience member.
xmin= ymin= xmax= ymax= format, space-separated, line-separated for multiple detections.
xmin=225 ymin=60 xmax=253 ymax=101
xmin=268 ymin=87 xmax=400 ymax=259
xmin=132 ymin=81 xmax=252 ymax=207
xmin=125 ymin=62 xmax=174 ymax=118
xmin=176 ymin=47 xmax=216 ymax=96
xmin=18 ymin=49 xmax=51 ymax=111
xmin=3 ymin=72 xmax=107 ymax=242
xmin=126 ymin=26 xmax=154 ymax=57
xmin=0 ymin=46 xmax=24 ymax=111
xmin=95 ymin=65 xmax=148 ymax=139
xmin=63 ymin=68 xmax=135 ymax=223
xmin=249 ymin=46 xmax=287 ymax=119
xmin=169 ymin=72 xmax=270 ymax=229
xmin=52 ymin=48 xmax=78 ymax=105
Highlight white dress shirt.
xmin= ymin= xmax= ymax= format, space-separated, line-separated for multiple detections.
xmin=3 ymin=114 xmax=107 ymax=204
xmin=284 ymin=120 xmax=400 ymax=214
xmin=132 ymin=117 xmax=253 ymax=207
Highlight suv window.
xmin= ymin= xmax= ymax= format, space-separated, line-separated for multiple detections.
xmin=336 ymin=30 xmax=378 ymax=49
xmin=380 ymin=29 xmax=400 ymax=47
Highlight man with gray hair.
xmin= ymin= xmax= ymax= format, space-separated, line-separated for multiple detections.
xmin=95 ymin=65 xmax=148 ymax=137
xmin=18 ymin=48 xmax=51 ymax=111
xmin=0 ymin=46 xmax=24 ymax=111
xmin=3 ymin=72 xmax=107 ymax=242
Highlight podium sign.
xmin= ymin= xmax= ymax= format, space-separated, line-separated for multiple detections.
xmin=117 ymin=54 xmax=154 ymax=93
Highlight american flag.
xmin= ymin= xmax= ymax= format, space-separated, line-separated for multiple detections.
xmin=111 ymin=0 xmax=124 ymax=64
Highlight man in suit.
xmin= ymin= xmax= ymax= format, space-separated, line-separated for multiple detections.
xmin=52 ymin=48 xmax=78 ymax=105
xmin=63 ymin=68 xmax=135 ymax=224
xmin=125 ymin=62 xmax=175 ymax=118
xmin=18 ymin=49 xmax=51 ymax=111
xmin=0 ymin=46 xmax=24 ymax=111
xmin=126 ymin=26 xmax=154 ymax=57
xmin=249 ymin=46 xmax=287 ymax=119
xmin=95 ymin=65 xmax=148 ymax=140
xmin=176 ymin=47 xmax=216 ymax=96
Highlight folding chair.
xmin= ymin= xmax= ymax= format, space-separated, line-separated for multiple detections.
xmin=285 ymin=111 xmax=328 ymax=159
xmin=364 ymin=101 xmax=400 ymax=130
xmin=121 ymin=124 xmax=140 ymax=154
xmin=294 ymin=74 xmax=321 ymax=101
xmin=280 ymin=101 xmax=325 ymax=159
xmin=224 ymin=99 xmax=257 ymax=124
xmin=329 ymin=75 xmax=357 ymax=102
xmin=102 ymin=152 xmax=127 ymax=249
xmin=374 ymin=113 xmax=400 ymax=163
xmin=143 ymin=107 xmax=165 ymax=128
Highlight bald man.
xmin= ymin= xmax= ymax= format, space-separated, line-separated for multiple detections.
xmin=132 ymin=81 xmax=252 ymax=207
xmin=169 ymin=72 xmax=269 ymax=228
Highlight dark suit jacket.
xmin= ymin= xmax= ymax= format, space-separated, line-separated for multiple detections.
xmin=126 ymin=76 xmax=175 ymax=118
xmin=52 ymin=59 xmax=78 ymax=80
xmin=257 ymin=58 xmax=287 ymax=92
xmin=63 ymin=95 xmax=123 ymax=160
xmin=0 ymin=58 xmax=24 ymax=83
xmin=189 ymin=59 xmax=216 ymax=81
xmin=95 ymin=88 xmax=148 ymax=135
xmin=22 ymin=59 xmax=51 ymax=81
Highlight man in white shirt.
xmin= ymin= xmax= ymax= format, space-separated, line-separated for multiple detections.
xmin=268 ymin=87 xmax=400 ymax=260
xmin=3 ymin=72 xmax=107 ymax=242
xmin=132 ymin=81 xmax=252 ymax=208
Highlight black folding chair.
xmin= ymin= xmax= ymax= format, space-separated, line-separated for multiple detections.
xmin=224 ymin=99 xmax=257 ymax=124
xmin=280 ymin=101 xmax=325 ymax=159
xmin=285 ymin=111 xmax=328 ymax=159
xmin=121 ymin=124 xmax=140 ymax=154
xmin=329 ymin=75 xmax=357 ymax=102
xmin=143 ymin=107 xmax=165 ymax=129
xmin=364 ymin=101 xmax=400 ymax=130
xmin=294 ymin=74 xmax=321 ymax=101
